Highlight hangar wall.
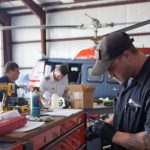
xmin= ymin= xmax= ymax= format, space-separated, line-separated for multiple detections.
xmin=11 ymin=2 xmax=150 ymax=70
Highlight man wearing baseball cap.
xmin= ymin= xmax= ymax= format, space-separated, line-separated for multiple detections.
xmin=86 ymin=32 xmax=150 ymax=150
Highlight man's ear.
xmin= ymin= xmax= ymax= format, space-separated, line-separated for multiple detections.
xmin=123 ymin=50 xmax=132 ymax=61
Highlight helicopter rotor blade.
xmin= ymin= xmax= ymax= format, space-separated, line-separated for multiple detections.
xmin=98 ymin=22 xmax=139 ymax=28
xmin=1 ymin=19 xmax=150 ymax=42
xmin=0 ymin=21 xmax=142 ymax=31
xmin=0 ymin=24 xmax=83 ymax=31
xmin=91 ymin=19 xmax=150 ymax=42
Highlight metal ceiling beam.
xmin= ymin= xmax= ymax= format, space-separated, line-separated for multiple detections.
xmin=74 ymin=0 xmax=98 ymax=2
xmin=21 ymin=0 xmax=46 ymax=55
xmin=0 ymin=0 xmax=16 ymax=3
xmin=0 ymin=9 xmax=9 ymax=24
xmin=0 ymin=9 xmax=12 ymax=64
xmin=6 ymin=0 xmax=150 ymax=16
xmin=47 ymin=0 xmax=150 ymax=12
xmin=21 ymin=0 xmax=44 ymax=19
xmin=2 ymin=2 xmax=61 ymax=12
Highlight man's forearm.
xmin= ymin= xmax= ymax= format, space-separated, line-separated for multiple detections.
xmin=143 ymin=132 xmax=150 ymax=150
xmin=112 ymin=131 xmax=150 ymax=150
xmin=63 ymin=88 xmax=69 ymax=98
xmin=85 ymin=119 xmax=150 ymax=150
xmin=40 ymin=95 xmax=49 ymax=105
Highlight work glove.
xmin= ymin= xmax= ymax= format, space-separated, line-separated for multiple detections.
xmin=85 ymin=125 xmax=99 ymax=141
xmin=85 ymin=120 xmax=116 ymax=142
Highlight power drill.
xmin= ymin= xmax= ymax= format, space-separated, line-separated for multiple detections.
xmin=0 ymin=83 xmax=16 ymax=97
xmin=0 ymin=83 xmax=16 ymax=112
xmin=0 ymin=83 xmax=29 ymax=113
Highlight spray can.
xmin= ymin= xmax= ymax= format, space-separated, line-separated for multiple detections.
xmin=30 ymin=87 xmax=41 ymax=117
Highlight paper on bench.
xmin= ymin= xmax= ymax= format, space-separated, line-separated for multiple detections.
xmin=0 ymin=110 xmax=20 ymax=121
xmin=43 ymin=109 xmax=82 ymax=117
xmin=13 ymin=121 xmax=44 ymax=132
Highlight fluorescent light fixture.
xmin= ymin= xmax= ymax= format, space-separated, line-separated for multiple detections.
xmin=60 ymin=0 xmax=74 ymax=3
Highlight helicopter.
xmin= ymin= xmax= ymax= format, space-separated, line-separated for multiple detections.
xmin=74 ymin=15 xmax=150 ymax=58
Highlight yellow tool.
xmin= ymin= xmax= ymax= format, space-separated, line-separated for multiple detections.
xmin=0 ymin=83 xmax=29 ymax=113
xmin=0 ymin=83 xmax=16 ymax=112
xmin=0 ymin=83 xmax=16 ymax=96
xmin=19 ymin=105 xmax=30 ymax=113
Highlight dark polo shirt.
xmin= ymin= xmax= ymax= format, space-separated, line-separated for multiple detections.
xmin=112 ymin=56 xmax=150 ymax=150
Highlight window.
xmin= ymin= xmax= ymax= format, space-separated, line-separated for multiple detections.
xmin=69 ymin=66 xmax=81 ymax=84
xmin=87 ymin=68 xmax=103 ymax=82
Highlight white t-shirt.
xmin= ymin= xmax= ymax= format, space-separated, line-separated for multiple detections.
xmin=40 ymin=72 xmax=68 ymax=103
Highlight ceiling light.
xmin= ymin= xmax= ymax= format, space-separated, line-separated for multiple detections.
xmin=60 ymin=0 xmax=74 ymax=3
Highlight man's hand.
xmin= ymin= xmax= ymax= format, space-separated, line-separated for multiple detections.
xmin=85 ymin=120 xmax=116 ymax=142
xmin=85 ymin=125 xmax=99 ymax=141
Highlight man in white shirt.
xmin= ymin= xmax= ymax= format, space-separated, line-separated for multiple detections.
xmin=40 ymin=64 xmax=68 ymax=106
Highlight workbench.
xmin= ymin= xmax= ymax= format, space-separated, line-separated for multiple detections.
xmin=0 ymin=110 xmax=86 ymax=150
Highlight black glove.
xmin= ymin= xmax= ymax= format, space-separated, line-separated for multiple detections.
xmin=85 ymin=120 xmax=116 ymax=142
xmin=85 ymin=125 xmax=100 ymax=141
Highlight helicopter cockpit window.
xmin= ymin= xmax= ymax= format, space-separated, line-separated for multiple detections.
xmin=87 ymin=67 xmax=103 ymax=82
xmin=69 ymin=66 xmax=80 ymax=84
xmin=55 ymin=64 xmax=61 ymax=68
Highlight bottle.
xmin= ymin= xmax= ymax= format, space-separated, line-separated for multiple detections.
xmin=30 ymin=87 xmax=41 ymax=117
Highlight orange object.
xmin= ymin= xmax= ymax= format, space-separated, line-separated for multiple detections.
xmin=75 ymin=47 xmax=95 ymax=60
xmin=29 ymin=79 xmax=40 ymax=89
xmin=75 ymin=47 xmax=150 ymax=60
xmin=138 ymin=48 xmax=150 ymax=54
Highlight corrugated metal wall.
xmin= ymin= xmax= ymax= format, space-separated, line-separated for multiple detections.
xmin=11 ymin=2 xmax=150 ymax=72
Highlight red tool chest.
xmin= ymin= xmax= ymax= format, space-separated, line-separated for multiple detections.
xmin=0 ymin=111 xmax=86 ymax=150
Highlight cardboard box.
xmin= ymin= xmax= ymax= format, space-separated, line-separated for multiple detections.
xmin=70 ymin=92 xmax=94 ymax=101
xmin=68 ymin=84 xmax=95 ymax=92
xmin=71 ymin=100 xmax=93 ymax=109
xmin=68 ymin=84 xmax=95 ymax=108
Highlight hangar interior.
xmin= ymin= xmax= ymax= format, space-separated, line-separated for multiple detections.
xmin=0 ymin=1 xmax=150 ymax=150
xmin=0 ymin=0 xmax=150 ymax=75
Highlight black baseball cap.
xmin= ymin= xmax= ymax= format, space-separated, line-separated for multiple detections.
xmin=91 ymin=32 xmax=134 ymax=75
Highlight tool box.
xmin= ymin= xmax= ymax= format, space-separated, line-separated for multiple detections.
xmin=0 ymin=115 xmax=27 ymax=135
